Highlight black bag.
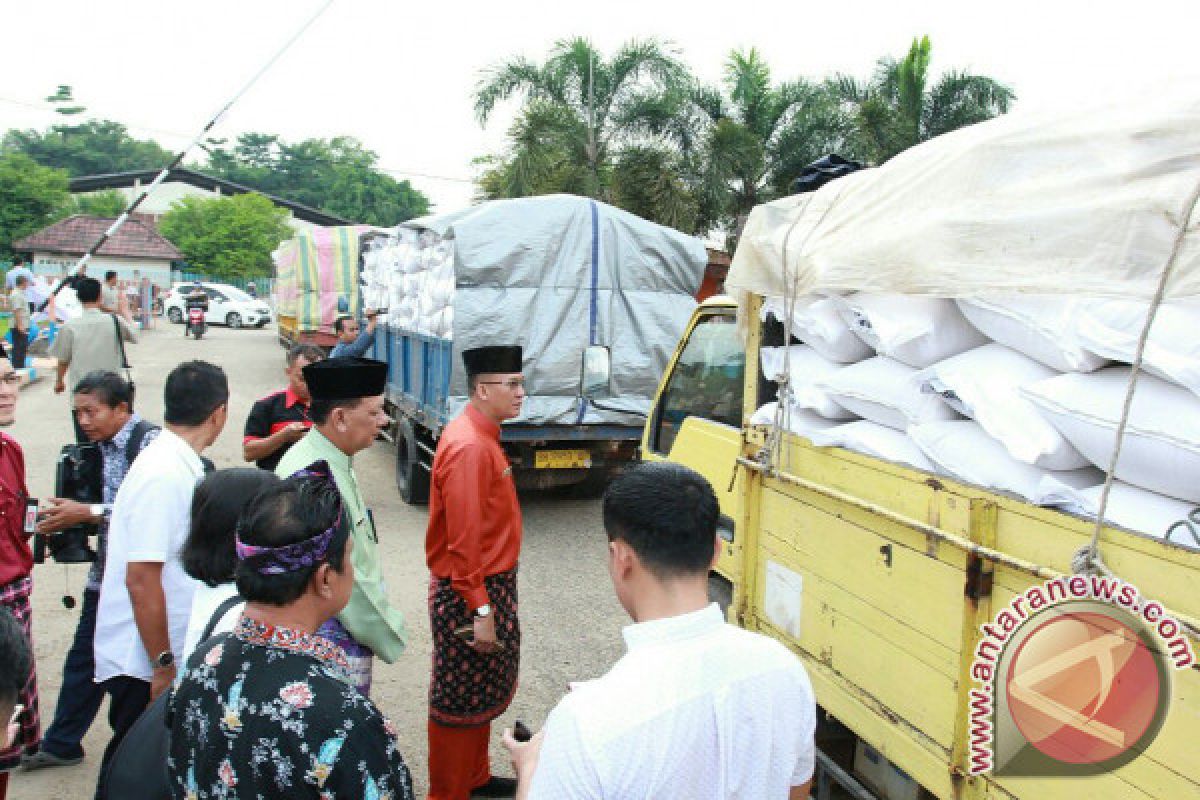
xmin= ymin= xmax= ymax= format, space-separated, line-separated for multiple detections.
xmin=111 ymin=314 xmax=134 ymax=394
xmin=103 ymin=594 xmax=243 ymax=799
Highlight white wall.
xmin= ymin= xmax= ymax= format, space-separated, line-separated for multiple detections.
xmin=31 ymin=253 xmax=174 ymax=288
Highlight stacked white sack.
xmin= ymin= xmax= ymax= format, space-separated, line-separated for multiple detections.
xmin=366 ymin=228 xmax=456 ymax=339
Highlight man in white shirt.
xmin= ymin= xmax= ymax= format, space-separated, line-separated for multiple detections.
xmin=504 ymin=462 xmax=816 ymax=800
xmin=92 ymin=360 xmax=229 ymax=800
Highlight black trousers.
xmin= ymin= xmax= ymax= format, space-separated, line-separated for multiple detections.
xmin=40 ymin=588 xmax=104 ymax=760
xmin=9 ymin=329 xmax=27 ymax=370
xmin=92 ymin=676 xmax=150 ymax=800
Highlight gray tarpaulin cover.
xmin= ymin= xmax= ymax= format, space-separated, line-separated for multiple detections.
xmin=403 ymin=194 xmax=706 ymax=426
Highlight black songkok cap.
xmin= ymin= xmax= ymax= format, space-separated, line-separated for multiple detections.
xmin=462 ymin=346 xmax=523 ymax=376
xmin=303 ymin=357 xmax=387 ymax=400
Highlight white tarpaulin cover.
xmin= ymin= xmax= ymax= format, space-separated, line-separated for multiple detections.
xmin=728 ymin=88 xmax=1200 ymax=304
xmin=402 ymin=195 xmax=706 ymax=426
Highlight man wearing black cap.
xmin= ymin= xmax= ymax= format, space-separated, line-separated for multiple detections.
xmin=274 ymin=356 xmax=407 ymax=694
xmin=425 ymin=345 xmax=525 ymax=800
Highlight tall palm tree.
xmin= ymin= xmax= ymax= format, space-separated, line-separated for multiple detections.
xmin=686 ymin=48 xmax=854 ymax=236
xmin=837 ymin=36 xmax=1015 ymax=164
xmin=473 ymin=38 xmax=700 ymax=231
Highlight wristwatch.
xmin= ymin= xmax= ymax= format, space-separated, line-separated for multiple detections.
xmin=153 ymin=650 xmax=175 ymax=669
xmin=474 ymin=604 xmax=492 ymax=618
xmin=89 ymin=503 xmax=105 ymax=519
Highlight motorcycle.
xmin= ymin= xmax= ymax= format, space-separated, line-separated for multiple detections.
xmin=186 ymin=303 xmax=207 ymax=339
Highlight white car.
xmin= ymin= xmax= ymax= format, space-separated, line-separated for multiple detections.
xmin=163 ymin=282 xmax=272 ymax=329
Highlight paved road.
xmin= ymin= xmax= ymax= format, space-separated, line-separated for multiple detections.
xmin=10 ymin=322 xmax=628 ymax=799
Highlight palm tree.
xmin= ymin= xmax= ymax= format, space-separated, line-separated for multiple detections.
xmin=837 ymin=36 xmax=1015 ymax=164
xmin=473 ymin=38 xmax=700 ymax=231
xmin=685 ymin=48 xmax=854 ymax=237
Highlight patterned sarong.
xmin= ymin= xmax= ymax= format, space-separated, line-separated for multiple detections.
xmin=429 ymin=567 xmax=520 ymax=727
xmin=0 ymin=576 xmax=39 ymax=772
xmin=316 ymin=616 xmax=374 ymax=695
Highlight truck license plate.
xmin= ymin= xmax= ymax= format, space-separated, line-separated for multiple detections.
xmin=535 ymin=449 xmax=592 ymax=469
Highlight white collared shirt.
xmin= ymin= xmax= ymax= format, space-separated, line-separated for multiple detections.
xmin=529 ymin=604 xmax=816 ymax=799
xmin=94 ymin=429 xmax=205 ymax=682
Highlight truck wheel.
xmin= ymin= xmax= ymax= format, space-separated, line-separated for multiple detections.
xmin=396 ymin=421 xmax=430 ymax=505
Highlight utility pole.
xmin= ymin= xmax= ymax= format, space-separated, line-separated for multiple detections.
xmin=588 ymin=48 xmax=598 ymax=197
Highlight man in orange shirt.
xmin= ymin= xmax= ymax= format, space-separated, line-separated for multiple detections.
xmin=425 ymin=345 xmax=525 ymax=800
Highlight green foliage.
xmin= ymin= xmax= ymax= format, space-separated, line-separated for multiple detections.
xmin=203 ymin=134 xmax=430 ymax=225
xmin=836 ymin=36 xmax=1015 ymax=163
xmin=159 ymin=193 xmax=291 ymax=280
xmin=473 ymin=37 xmax=700 ymax=232
xmin=0 ymin=153 xmax=70 ymax=258
xmin=67 ymin=189 xmax=127 ymax=217
xmin=2 ymin=119 xmax=174 ymax=176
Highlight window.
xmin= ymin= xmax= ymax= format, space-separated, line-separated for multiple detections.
xmin=652 ymin=313 xmax=745 ymax=455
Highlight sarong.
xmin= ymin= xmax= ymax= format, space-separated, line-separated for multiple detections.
xmin=316 ymin=616 xmax=374 ymax=695
xmin=428 ymin=567 xmax=519 ymax=727
xmin=0 ymin=576 xmax=39 ymax=772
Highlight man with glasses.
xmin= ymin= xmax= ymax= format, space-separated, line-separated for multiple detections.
xmin=425 ymin=345 xmax=526 ymax=800
xmin=0 ymin=348 xmax=37 ymax=797
xmin=330 ymin=309 xmax=380 ymax=358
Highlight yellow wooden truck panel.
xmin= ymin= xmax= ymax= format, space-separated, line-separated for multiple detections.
xmin=644 ymin=297 xmax=1200 ymax=800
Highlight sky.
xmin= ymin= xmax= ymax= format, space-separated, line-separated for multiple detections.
xmin=2 ymin=0 xmax=1198 ymax=215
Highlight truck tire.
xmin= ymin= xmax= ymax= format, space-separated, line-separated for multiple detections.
xmin=396 ymin=420 xmax=430 ymax=505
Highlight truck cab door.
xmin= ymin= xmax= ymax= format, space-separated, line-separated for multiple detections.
xmin=642 ymin=308 xmax=746 ymax=614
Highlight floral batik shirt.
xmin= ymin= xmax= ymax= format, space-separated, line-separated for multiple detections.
xmin=168 ymin=617 xmax=414 ymax=800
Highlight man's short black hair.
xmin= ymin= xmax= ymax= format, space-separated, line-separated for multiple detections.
xmin=73 ymin=370 xmax=135 ymax=411
xmin=0 ymin=607 xmax=29 ymax=710
xmin=308 ymin=396 xmax=363 ymax=425
xmin=104 ymin=270 xmax=117 ymax=282
xmin=183 ymin=468 xmax=281 ymax=587
xmin=164 ymin=360 xmax=228 ymax=426
xmin=11 ymin=257 xmax=24 ymax=267
xmin=14 ymin=275 xmax=28 ymax=288
xmin=234 ymin=475 xmax=350 ymax=605
xmin=75 ymin=277 xmax=102 ymax=304
xmin=333 ymin=315 xmax=354 ymax=334
xmin=287 ymin=343 xmax=325 ymax=367
xmin=602 ymin=462 xmax=719 ymax=579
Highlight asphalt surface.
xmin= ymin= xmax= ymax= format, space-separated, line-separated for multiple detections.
xmin=9 ymin=322 xmax=629 ymax=799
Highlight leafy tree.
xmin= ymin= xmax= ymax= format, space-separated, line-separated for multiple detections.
xmin=836 ymin=36 xmax=1015 ymax=163
xmin=0 ymin=153 xmax=70 ymax=258
xmin=473 ymin=38 xmax=701 ymax=231
xmin=203 ymin=134 xmax=430 ymax=225
xmin=67 ymin=189 xmax=128 ymax=217
xmin=686 ymin=49 xmax=855 ymax=237
xmin=159 ymin=193 xmax=291 ymax=280
xmin=2 ymin=119 xmax=174 ymax=176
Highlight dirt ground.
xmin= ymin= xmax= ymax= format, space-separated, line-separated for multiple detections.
xmin=8 ymin=322 xmax=629 ymax=799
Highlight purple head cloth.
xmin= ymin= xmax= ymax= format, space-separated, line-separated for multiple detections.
xmin=235 ymin=460 xmax=342 ymax=576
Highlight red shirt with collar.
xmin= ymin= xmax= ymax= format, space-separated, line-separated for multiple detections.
xmin=243 ymin=387 xmax=313 ymax=472
xmin=0 ymin=433 xmax=31 ymax=586
xmin=425 ymin=403 xmax=522 ymax=610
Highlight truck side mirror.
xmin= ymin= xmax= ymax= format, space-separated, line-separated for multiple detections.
xmin=581 ymin=345 xmax=611 ymax=398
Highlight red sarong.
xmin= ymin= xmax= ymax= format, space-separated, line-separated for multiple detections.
xmin=0 ymin=576 xmax=38 ymax=772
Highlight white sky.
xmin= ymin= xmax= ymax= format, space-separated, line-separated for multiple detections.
xmin=2 ymin=1 xmax=1198 ymax=214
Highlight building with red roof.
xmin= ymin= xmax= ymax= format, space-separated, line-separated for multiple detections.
xmin=12 ymin=214 xmax=183 ymax=287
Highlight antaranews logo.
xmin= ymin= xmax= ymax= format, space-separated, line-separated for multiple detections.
xmin=967 ymin=574 xmax=1195 ymax=777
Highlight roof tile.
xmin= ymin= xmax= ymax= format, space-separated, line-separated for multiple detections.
xmin=13 ymin=215 xmax=184 ymax=261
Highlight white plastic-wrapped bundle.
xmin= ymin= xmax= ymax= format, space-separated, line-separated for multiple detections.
xmin=749 ymin=402 xmax=840 ymax=438
xmin=761 ymin=295 xmax=873 ymax=363
xmin=817 ymin=356 xmax=960 ymax=430
xmin=809 ymin=421 xmax=936 ymax=472
xmin=957 ymin=295 xmax=1109 ymax=373
xmin=1070 ymin=482 xmax=1199 ymax=547
xmin=1075 ymin=298 xmax=1200 ymax=398
xmin=916 ymin=344 xmax=1088 ymax=470
xmin=759 ymin=345 xmax=853 ymax=419
xmin=837 ymin=293 xmax=988 ymax=368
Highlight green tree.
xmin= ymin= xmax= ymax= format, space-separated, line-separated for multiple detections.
xmin=3 ymin=116 xmax=174 ymax=177
xmin=66 ymin=189 xmax=128 ymax=217
xmin=0 ymin=153 xmax=70 ymax=258
xmin=204 ymin=134 xmax=430 ymax=225
xmin=836 ymin=36 xmax=1015 ymax=163
xmin=159 ymin=193 xmax=291 ymax=280
xmin=687 ymin=49 xmax=855 ymax=237
xmin=473 ymin=38 xmax=701 ymax=231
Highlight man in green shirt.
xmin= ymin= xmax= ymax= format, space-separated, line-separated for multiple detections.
xmin=275 ymin=356 xmax=406 ymax=694
xmin=7 ymin=275 xmax=30 ymax=370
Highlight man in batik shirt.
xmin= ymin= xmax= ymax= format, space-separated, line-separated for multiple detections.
xmin=168 ymin=469 xmax=414 ymax=799
xmin=425 ymin=345 xmax=525 ymax=800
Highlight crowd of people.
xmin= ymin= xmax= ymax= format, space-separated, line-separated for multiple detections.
xmin=0 ymin=300 xmax=819 ymax=800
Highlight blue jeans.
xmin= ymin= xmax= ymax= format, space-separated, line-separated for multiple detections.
xmin=39 ymin=588 xmax=104 ymax=760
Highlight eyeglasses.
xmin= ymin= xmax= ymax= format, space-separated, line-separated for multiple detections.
xmin=479 ymin=379 xmax=526 ymax=390
xmin=0 ymin=373 xmax=19 ymax=386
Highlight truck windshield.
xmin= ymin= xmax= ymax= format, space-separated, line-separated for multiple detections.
xmin=652 ymin=312 xmax=745 ymax=454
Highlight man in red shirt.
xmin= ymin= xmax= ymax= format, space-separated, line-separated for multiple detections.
xmin=425 ymin=345 xmax=525 ymax=800
xmin=243 ymin=344 xmax=324 ymax=472
xmin=0 ymin=345 xmax=35 ymax=799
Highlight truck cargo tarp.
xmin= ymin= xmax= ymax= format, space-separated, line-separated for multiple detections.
xmin=728 ymin=87 xmax=1200 ymax=306
xmin=404 ymin=195 xmax=706 ymax=426
xmin=274 ymin=225 xmax=372 ymax=334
